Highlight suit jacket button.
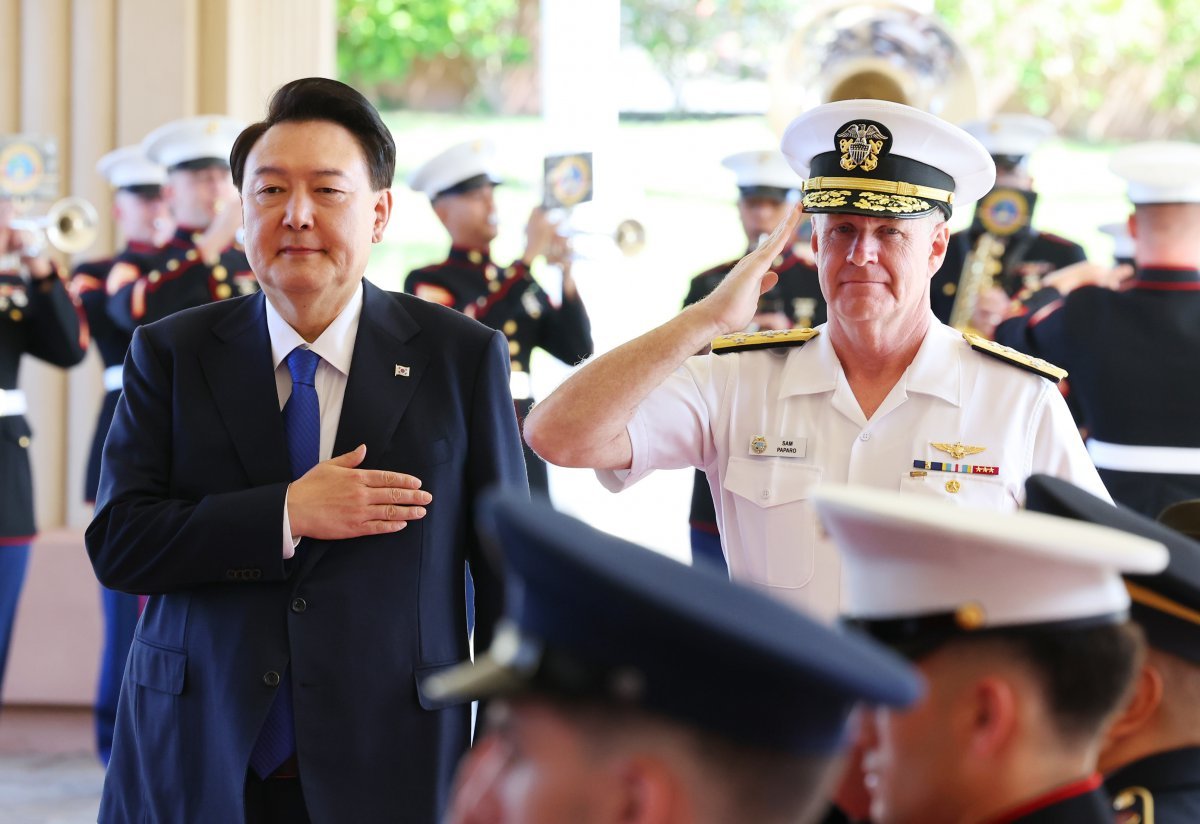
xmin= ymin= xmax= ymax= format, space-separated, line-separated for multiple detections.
xmin=263 ymin=670 xmax=281 ymax=687
xmin=291 ymin=597 xmax=307 ymax=613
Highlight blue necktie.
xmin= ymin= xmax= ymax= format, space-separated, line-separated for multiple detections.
xmin=250 ymin=346 xmax=321 ymax=779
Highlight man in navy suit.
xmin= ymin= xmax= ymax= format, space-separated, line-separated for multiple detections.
xmin=86 ymin=77 xmax=527 ymax=823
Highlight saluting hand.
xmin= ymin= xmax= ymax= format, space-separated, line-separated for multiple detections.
xmin=692 ymin=202 xmax=804 ymax=336
xmin=1043 ymin=260 xmax=1135 ymax=296
xmin=286 ymin=444 xmax=431 ymax=540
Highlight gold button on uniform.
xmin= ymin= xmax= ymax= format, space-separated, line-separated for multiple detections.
xmin=212 ymin=265 xmax=228 ymax=281
xmin=18 ymin=436 xmax=30 ymax=448
xmin=503 ymin=321 xmax=517 ymax=335
xmin=468 ymin=250 xmax=484 ymax=264
xmin=185 ymin=249 xmax=198 ymax=261
xmin=945 ymin=479 xmax=961 ymax=494
xmin=148 ymin=271 xmax=161 ymax=283
xmin=509 ymin=340 xmax=520 ymax=356
xmin=166 ymin=259 xmax=179 ymax=271
xmin=942 ymin=282 xmax=957 ymax=296
xmin=215 ymin=283 xmax=232 ymax=299
xmin=488 ymin=280 xmax=501 ymax=293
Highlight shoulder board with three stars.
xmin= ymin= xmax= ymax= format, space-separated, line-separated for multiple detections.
xmin=962 ymin=332 xmax=1067 ymax=383
xmin=712 ymin=328 xmax=819 ymax=355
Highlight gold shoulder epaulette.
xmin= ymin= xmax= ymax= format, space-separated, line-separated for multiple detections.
xmin=712 ymin=327 xmax=819 ymax=355
xmin=962 ymin=332 xmax=1067 ymax=383
xmin=1112 ymin=785 xmax=1154 ymax=824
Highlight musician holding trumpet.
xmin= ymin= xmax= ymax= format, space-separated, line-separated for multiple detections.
xmin=0 ymin=194 xmax=87 ymax=706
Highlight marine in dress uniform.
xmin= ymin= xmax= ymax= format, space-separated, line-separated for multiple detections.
xmin=1025 ymin=479 xmax=1200 ymax=824
xmin=405 ymin=139 xmax=593 ymax=494
xmin=431 ymin=489 xmax=921 ymax=824
xmin=526 ymin=99 xmax=1109 ymax=622
xmin=815 ymin=483 xmax=1166 ymax=824
xmin=106 ymin=116 xmax=256 ymax=334
xmin=681 ymin=149 xmax=827 ymax=572
xmin=929 ymin=115 xmax=1087 ymax=337
xmin=995 ymin=141 xmax=1200 ymax=519
xmin=0 ymin=208 xmax=87 ymax=701
xmin=70 ymin=145 xmax=169 ymax=765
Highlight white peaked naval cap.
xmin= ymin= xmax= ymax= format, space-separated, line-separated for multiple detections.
xmin=782 ymin=98 xmax=995 ymax=219
xmin=813 ymin=484 xmax=1167 ymax=651
xmin=141 ymin=115 xmax=246 ymax=169
xmin=96 ymin=145 xmax=166 ymax=188
xmin=407 ymin=138 xmax=503 ymax=199
xmin=1110 ymin=141 xmax=1200 ymax=205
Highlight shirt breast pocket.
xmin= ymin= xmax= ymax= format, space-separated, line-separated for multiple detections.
xmin=898 ymin=472 xmax=1014 ymax=510
xmin=723 ymin=458 xmax=823 ymax=589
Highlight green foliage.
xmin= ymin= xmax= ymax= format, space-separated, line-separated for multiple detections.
xmin=337 ymin=0 xmax=531 ymax=106
xmin=934 ymin=0 xmax=1200 ymax=139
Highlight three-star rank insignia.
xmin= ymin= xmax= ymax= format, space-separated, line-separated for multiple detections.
xmin=962 ymin=332 xmax=1067 ymax=383
xmin=712 ymin=327 xmax=819 ymax=355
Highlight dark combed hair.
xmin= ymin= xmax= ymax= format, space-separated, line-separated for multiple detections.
xmin=966 ymin=621 xmax=1145 ymax=745
xmin=229 ymin=77 xmax=396 ymax=192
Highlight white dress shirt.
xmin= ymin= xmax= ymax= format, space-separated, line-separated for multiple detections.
xmin=597 ymin=317 xmax=1109 ymax=620
xmin=266 ymin=283 xmax=364 ymax=557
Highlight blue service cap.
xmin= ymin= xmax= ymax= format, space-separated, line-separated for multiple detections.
xmin=426 ymin=489 xmax=923 ymax=756
xmin=1025 ymin=475 xmax=1200 ymax=665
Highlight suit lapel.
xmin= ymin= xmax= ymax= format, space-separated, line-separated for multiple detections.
xmin=297 ymin=282 xmax=429 ymax=578
xmin=200 ymin=293 xmax=291 ymax=487
xmin=332 ymin=280 xmax=430 ymax=459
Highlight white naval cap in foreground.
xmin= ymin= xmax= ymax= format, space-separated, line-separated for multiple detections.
xmin=407 ymin=138 xmax=503 ymax=200
xmin=961 ymin=113 xmax=1055 ymax=162
xmin=96 ymin=146 xmax=166 ymax=189
xmin=721 ymin=149 xmax=802 ymax=199
xmin=1110 ymin=141 xmax=1200 ymax=205
xmin=813 ymin=484 xmax=1168 ymax=653
xmin=141 ymin=115 xmax=246 ymax=170
xmin=781 ymin=98 xmax=995 ymax=220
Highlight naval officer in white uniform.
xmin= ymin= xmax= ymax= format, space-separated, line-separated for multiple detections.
xmin=524 ymin=99 xmax=1108 ymax=619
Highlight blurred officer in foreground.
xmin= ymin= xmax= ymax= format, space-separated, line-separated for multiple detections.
xmin=70 ymin=145 xmax=169 ymax=765
xmin=106 ymin=115 xmax=255 ymax=332
xmin=430 ymin=489 xmax=921 ymax=824
xmin=681 ymin=149 xmax=826 ymax=572
xmin=815 ymin=483 xmax=1166 ymax=823
xmin=1026 ymin=476 xmax=1200 ymax=823
xmin=996 ymin=141 xmax=1200 ymax=518
xmin=0 ymin=198 xmax=86 ymax=703
xmin=406 ymin=139 xmax=592 ymax=493
xmin=931 ymin=114 xmax=1087 ymax=338
xmin=526 ymin=99 xmax=1106 ymax=621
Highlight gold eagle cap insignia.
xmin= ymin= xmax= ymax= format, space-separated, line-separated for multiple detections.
xmin=931 ymin=442 xmax=986 ymax=461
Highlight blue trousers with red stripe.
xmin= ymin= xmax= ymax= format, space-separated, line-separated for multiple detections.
xmin=0 ymin=543 xmax=31 ymax=705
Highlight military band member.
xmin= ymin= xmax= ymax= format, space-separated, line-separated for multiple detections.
xmin=70 ymin=145 xmax=169 ymax=764
xmin=682 ymin=149 xmax=826 ymax=572
xmin=434 ymin=489 xmax=921 ymax=824
xmin=930 ymin=114 xmax=1087 ymax=339
xmin=0 ymin=198 xmax=87 ymax=703
xmin=1025 ymin=476 xmax=1200 ymax=824
xmin=525 ymin=99 xmax=1107 ymax=621
xmin=406 ymin=139 xmax=593 ymax=493
xmin=816 ymin=483 xmax=1165 ymax=824
xmin=996 ymin=141 xmax=1200 ymax=519
xmin=106 ymin=115 xmax=255 ymax=333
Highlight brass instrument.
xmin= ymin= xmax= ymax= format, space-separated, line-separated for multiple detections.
xmin=769 ymin=2 xmax=979 ymax=132
xmin=948 ymin=232 xmax=1005 ymax=334
xmin=9 ymin=196 xmax=99 ymax=255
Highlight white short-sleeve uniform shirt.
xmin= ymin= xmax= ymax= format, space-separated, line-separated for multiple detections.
xmin=597 ymin=319 xmax=1109 ymax=620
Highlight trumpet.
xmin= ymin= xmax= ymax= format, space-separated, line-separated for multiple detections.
xmin=9 ymin=196 xmax=99 ymax=255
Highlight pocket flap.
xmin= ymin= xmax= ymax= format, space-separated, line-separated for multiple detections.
xmin=128 ymin=639 xmax=186 ymax=695
xmin=414 ymin=661 xmax=470 ymax=711
xmin=723 ymin=457 xmax=823 ymax=508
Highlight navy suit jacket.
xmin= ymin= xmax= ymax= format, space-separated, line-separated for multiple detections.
xmin=87 ymin=280 xmax=528 ymax=823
